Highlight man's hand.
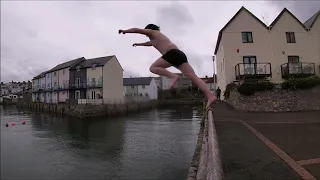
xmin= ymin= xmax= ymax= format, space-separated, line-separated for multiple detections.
xmin=132 ymin=41 xmax=152 ymax=47
xmin=118 ymin=28 xmax=153 ymax=36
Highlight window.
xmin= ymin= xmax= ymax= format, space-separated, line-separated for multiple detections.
xmin=286 ymin=32 xmax=296 ymax=43
xmin=63 ymin=69 xmax=65 ymax=74
xmin=142 ymin=85 xmax=145 ymax=89
xmin=76 ymin=66 xmax=80 ymax=72
xmin=75 ymin=91 xmax=80 ymax=99
xmin=288 ymin=56 xmax=299 ymax=63
xmin=92 ymin=91 xmax=96 ymax=99
xmin=92 ymin=78 xmax=96 ymax=85
xmin=92 ymin=64 xmax=96 ymax=70
xmin=131 ymin=86 xmax=134 ymax=89
xmin=54 ymin=72 xmax=56 ymax=76
xmin=47 ymin=74 xmax=50 ymax=78
xmin=242 ymin=32 xmax=253 ymax=43
xmin=243 ymin=56 xmax=257 ymax=75
xmin=243 ymin=56 xmax=257 ymax=64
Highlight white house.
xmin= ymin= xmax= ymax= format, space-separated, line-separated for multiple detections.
xmin=158 ymin=73 xmax=192 ymax=90
xmin=214 ymin=6 xmax=320 ymax=96
xmin=123 ymin=77 xmax=158 ymax=101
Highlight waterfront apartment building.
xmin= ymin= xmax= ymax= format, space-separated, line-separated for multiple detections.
xmin=32 ymin=55 xmax=124 ymax=104
xmin=214 ymin=6 xmax=320 ymax=96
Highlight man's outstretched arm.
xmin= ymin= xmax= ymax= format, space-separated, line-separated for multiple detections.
xmin=119 ymin=28 xmax=153 ymax=36
xmin=133 ymin=41 xmax=152 ymax=47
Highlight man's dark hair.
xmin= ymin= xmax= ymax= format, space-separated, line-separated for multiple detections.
xmin=145 ymin=24 xmax=160 ymax=31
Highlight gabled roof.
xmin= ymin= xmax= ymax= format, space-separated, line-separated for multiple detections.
xmin=48 ymin=57 xmax=86 ymax=72
xmin=214 ymin=6 xmax=268 ymax=55
xmin=70 ymin=56 xmax=114 ymax=69
xmin=304 ymin=10 xmax=320 ymax=29
xmin=269 ymin=8 xmax=306 ymax=30
xmin=123 ymin=77 xmax=153 ymax=86
xmin=32 ymin=71 xmax=47 ymax=80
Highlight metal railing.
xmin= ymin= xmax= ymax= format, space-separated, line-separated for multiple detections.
xmin=281 ymin=62 xmax=315 ymax=78
xmin=69 ymin=83 xmax=88 ymax=89
xmin=235 ymin=63 xmax=272 ymax=80
xmin=87 ymin=82 xmax=103 ymax=88
xmin=196 ymin=105 xmax=223 ymax=180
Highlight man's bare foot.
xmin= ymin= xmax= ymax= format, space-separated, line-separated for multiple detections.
xmin=169 ymin=75 xmax=179 ymax=89
xmin=206 ymin=96 xmax=217 ymax=109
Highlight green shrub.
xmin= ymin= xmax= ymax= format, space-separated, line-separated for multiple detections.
xmin=223 ymin=83 xmax=237 ymax=99
xmin=281 ymin=75 xmax=320 ymax=90
xmin=237 ymin=81 xmax=275 ymax=96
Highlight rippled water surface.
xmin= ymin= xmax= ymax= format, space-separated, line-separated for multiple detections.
xmin=1 ymin=105 xmax=202 ymax=180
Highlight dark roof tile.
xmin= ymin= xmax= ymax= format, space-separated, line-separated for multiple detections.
xmin=304 ymin=10 xmax=320 ymax=29
xmin=48 ymin=57 xmax=86 ymax=72
xmin=70 ymin=56 xmax=114 ymax=69
xmin=123 ymin=77 xmax=153 ymax=86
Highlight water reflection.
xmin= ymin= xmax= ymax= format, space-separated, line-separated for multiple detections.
xmin=1 ymin=105 xmax=201 ymax=180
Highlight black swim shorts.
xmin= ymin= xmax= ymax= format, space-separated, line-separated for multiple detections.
xmin=161 ymin=49 xmax=188 ymax=68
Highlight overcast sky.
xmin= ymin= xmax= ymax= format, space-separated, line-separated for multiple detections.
xmin=1 ymin=1 xmax=319 ymax=82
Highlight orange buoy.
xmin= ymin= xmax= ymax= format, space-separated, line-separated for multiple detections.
xmin=22 ymin=120 xmax=26 ymax=125
xmin=11 ymin=122 xmax=15 ymax=126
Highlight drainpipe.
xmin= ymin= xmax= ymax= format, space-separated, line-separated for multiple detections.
xmin=268 ymin=26 xmax=275 ymax=81
xmin=307 ymin=28 xmax=314 ymax=74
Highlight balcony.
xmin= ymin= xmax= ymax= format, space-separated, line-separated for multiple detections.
xmin=87 ymin=82 xmax=103 ymax=88
xmin=32 ymin=87 xmax=44 ymax=93
xmin=57 ymin=84 xmax=70 ymax=91
xmin=281 ymin=62 xmax=315 ymax=79
xmin=69 ymin=83 xmax=87 ymax=89
xmin=235 ymin=63 xmax=272 ymax=80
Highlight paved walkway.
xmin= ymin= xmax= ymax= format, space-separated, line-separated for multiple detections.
xmin=212 ymin=101 xmax=320 ymax=180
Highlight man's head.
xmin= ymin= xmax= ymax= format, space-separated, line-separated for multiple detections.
xmin=145 ymin=24 xmax=160 ymax=31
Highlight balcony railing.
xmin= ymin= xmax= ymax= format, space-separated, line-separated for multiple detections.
xmin=69 ymin=83 xmax=88 ymax=89
xmin=87 ymin=82 xmax=103 ymax=88
xmin=235 ymin=63 xmax=272 ymax=80
xmin=281 ymin=62 xmax=315 ymax=79
xmin=32 ymin=82 xmax=103 ymax=92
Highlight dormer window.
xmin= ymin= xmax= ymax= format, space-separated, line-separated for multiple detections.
xmin=92 ymin=63 xmax=96 ymax=70
xmin=76 ymin=66 xmax=80 ymax=72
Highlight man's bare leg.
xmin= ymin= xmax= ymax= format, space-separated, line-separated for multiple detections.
xmin=149 ymin=58 xmax=179 ymax=88
xmin=177 ymin=63 xmax=216 ymax=109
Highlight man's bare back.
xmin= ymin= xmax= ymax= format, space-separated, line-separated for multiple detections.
xmin=148 ymin=31 xmax=179 ymax=55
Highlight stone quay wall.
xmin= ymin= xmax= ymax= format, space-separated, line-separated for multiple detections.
xmin=227 ymin=86 xmax=320 ymax=112
xmin=16 ymin=98 xmax=204 ymax=119
xmin=186 ymin=117 xmax=205 ymax=180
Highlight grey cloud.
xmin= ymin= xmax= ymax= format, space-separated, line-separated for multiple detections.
xmin=267 ymin=1 xmax=320 ymax=22
xmin=185 ymin=52 xmax=207 ymax=73
xmin=155 ymin=1 xmax=194 ymax=36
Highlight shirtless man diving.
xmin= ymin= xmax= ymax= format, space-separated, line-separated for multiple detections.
xmin=119 ymin=24 xmax=216 ymax=109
